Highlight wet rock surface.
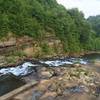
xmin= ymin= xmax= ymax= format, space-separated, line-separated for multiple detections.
xmin=30 ymin=66 xmax=100 ymax=100
xmin=0 ymin=55 xmax=100 ymax=99
xmin=0 ymin=73 xmax=25 ymax=96
xmin=0 ymin=62 xmax=100 ymax=99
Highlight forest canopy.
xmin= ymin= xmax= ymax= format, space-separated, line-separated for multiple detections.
xmin=0 ymin=0 xmax=100 ymax=52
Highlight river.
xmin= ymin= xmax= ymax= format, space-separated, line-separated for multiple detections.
xmin=0 ymin=53 xmax=100 ymax=96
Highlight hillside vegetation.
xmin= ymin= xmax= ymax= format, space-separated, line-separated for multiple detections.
xmin=87 ymin=15 xmax=100 ymax=50
xmin=0 ymin=0 xmax=100 ymax=53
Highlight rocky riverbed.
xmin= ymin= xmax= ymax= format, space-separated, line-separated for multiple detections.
xmin=30 ymin=66 xmax=100 ymax=100
xmin=0 ymin=54 xmax=100 ymax=99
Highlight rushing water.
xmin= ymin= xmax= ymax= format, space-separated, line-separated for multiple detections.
xmin=0 ymin=55 xmax=100 ymax=76
xmin=0 ymin=62 xmax=38 ymax=96
xmin=40 ymin=58 xmax=87 ymax=67
xmin=0 ymin=54 xmax=100 ymax=77
xmin=0 ymin=53 xmax=100 ymax=96
xmin=0 ymin=62 xmax=38 ymax=76
xmin=0 ymin=59 xmax=87 ymax=76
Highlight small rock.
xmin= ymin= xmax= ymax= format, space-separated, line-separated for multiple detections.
xmin=72 ymin=64 xmax=81 ymax=67
xmin=32 ymin=90 xmax=43 ymax=100
xmin=38 ymin=67 xmax=54 ymax=79
xmin=40 ymin=71 xmax=53 ymax=79
xmin=40 ymin=91 xmax=57 ymax=100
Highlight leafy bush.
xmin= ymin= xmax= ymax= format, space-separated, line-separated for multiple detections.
xmin=41 ymin=43 xmax=50 ymax=54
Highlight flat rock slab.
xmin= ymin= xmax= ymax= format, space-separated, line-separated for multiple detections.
xmin=0 ymin=73 xmax=25 ymax=96
xmin=0 ymin=80 xmax=37 ymax=100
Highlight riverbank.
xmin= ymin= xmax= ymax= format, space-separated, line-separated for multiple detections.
xmin=0 ymin=35 xmax=99 ymax=68
xmin=0 ymin=52 xmax=100 ymax=68
xmin=0 ymin=53 xmax=100 ymax=99
xmin=1 ymin=65 xmax=100 ymax=100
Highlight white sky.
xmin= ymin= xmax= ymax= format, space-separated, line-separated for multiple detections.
xmin=57 ymin=0 xmax=100 ymax=18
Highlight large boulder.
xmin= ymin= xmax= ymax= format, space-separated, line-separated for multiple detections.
xmin=0 ymin=73 xmax=25 ymax=96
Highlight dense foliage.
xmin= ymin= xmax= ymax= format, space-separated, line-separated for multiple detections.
xmin=87 ymin=15 xmax=100 ymax=37
xmin=0 ymin=0 xmax=99 ymax=52
xmin=87 ymin=15 xmax=100 ymax=50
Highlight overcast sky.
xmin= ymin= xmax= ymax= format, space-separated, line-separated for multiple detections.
xmin=57 ymin=0 xmax=100 ymax=18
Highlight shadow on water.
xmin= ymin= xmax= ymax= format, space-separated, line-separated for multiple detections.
xmin=82 ymin=53 xmax=100 ymax=61
xmin=82 ymin=53 xmax=100 ymax=73
xmin=0 ymin=73 xmax=26 ymax=96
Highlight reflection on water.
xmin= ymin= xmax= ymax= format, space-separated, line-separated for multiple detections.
xmin=83 ymin=53 xmax=100 ymax=73
xmin=83 ymin=53 xmax=100 ymax=61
